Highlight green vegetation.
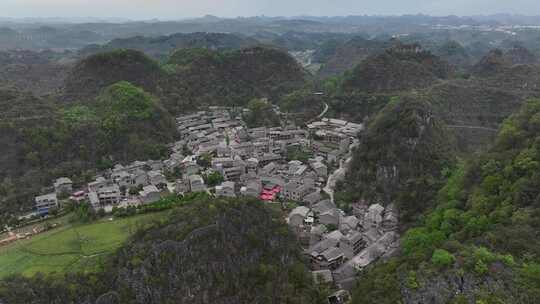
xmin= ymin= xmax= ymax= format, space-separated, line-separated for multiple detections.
xmin=63 ymin=49 xmax=163 ymax=102
xmin=196 ymin=152 xmax=213 ymax=168
xmin=86 ymin=32 xmax=258 ymax=61
xmin=0 ymin=198 xmax=327 ymax=304
xmin=0 ymin=212 xmax=164 ymax=279
xmin=340 ymin=95 xmax=455 ymax=220
xmin=341 ymin=44 xmax=451 ymax=93
xmin=162 ymin=46 xmax=307 ymax=113
xmin=431 ymin=249 xmax=455 ymax=267
xmin=286 ymin=145 xmax=313 ymax=163
xmin=204 ymin=171 xmax=224 ymax=187
xmin=352 ymin=99 xmax=540 ymax=303
xmin=243 ymin=98 xmax=280 ymax=128
xmin=167 ymin=47 xmax=225 ymax=67
xmin=0 ymin=81 xmax=176 ymax=219
xmin=351 ymin=260 xmax=402 ymax=304
xmin=0 ymin=193 xmax=208 ymax=279
xmin=1 ymin=46 xmax=306 ymax=218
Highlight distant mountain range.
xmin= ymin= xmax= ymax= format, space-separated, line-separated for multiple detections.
xmin=2 ymin=14 xmax=540 ymax=51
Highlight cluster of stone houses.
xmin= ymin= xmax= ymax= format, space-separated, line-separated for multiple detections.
xmin=33 ymin=177 xmax=74 ymax=215
xmin=35 ymin=107 xmax=362 ymax=218
xmin=173 ymin=108 xmax=360 ymax=202
xmin=307 ymin=118 xmax=363 ymax=164
xmin=288 ymin=200 xmax=399 ymax=292
xmin=85 ymin=160 xmax=166 ymax=210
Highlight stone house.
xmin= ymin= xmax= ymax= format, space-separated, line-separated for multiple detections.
xmin=188 ymin=175 xmax=206 ymax=193
xmin=312 ymin=200 xmax=336 ymax=215
xmin=88 ymin=177 xmax=110 ymax=192
xmin=319 ymin=208 xmax=341 ymax=227
xmin=310 ymin=247 xmax=345 ymax=271
xmin=148 ymin=171 xmax=167 ymax=186
xmin=112 ymin=171 xmax=133 ymax=188
xmin=89 ymin=185 xmax=121 ymax=208
xmin=365 ymin=204 xmax=385 ymax=228
xmin=310 ymin=224 xmax=328 ymax=246
xmin=240 ymin=180 xmax=262 ymax=197
xmin=340 ymin=216 xmax=360 ymax=234
xmin=54 ymin=177 xmax=73 ymax=195
xmin=312 ymin=162 xmax=328 ymax=178
xmin=139 ymin=185 xmax=161 ymax=204
xmin=339 ymin=231 xmax=365 ymax=259
xmin=303 ymin=190 xmax=323 ymax=206
xmin=35 ymin=193 xmax=58 ymax=214
xmin=216 ymin=181 xmax=236 ymax=198
xmin=175 ymin=178 xmax=190 ymax=194
xmin=288 ymin=206 xmax=310 ymax=227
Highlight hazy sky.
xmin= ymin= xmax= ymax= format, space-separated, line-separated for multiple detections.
xmin=2 ymin=0 xmax=540 ymax=19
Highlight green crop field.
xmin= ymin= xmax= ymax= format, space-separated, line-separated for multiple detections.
xmin=0 ymin=212 xmax=168 ymax=279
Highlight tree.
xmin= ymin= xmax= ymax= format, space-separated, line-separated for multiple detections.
xmin=205 ymin=172 xmax=224 ymax=187
xmin=197 ymin=153 xmax=213 ymax=168
xmin=244 ymin=98 xmax=280 ymax=128
xmin=431 ymin=249 xmax=455 ymax=267
xmin=129 ymin=184 xmax=144 ymax=196
xmin=72 ymin=203 xmax=96 ymax=223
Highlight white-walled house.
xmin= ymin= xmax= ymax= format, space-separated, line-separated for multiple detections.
xmin=35 ymin=193 xmax=58 ymax=214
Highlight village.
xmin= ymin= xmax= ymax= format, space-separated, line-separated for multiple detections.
xmin=32 ymin=106 xmax=362 ymax=216
xmin=21 ymin=105 xmax=397 ymax=302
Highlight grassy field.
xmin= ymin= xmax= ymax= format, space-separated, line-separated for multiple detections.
xmin=0 ymin=212 xmax=168 ymax=279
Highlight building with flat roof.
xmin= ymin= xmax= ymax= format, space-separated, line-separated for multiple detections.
xmin=35 ymin=193 xmax=58 ymax=214
xmin=189 ymin=175 xmax=206 ymax=193
xmin=54 ymin=177 xmax=73 ymax=195
xmin=216 ymin=181 xmax=236 ymax=198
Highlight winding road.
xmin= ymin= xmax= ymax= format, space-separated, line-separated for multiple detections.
xmin=323 ymin=141 xmax=357 ymax=203
xmin=317 ymin=102 xmax=329 ymax=119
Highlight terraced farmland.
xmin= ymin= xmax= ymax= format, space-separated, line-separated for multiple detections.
xmin=0 ymin=212 xmax=166 ymax=278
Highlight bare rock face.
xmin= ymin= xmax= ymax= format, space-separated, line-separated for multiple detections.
xmin=344 ymin=95 xmax=454 ymax=219
xmin=400 ymin=263 xmax=521 ymax=304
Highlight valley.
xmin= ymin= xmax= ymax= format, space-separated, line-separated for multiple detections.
xmin=1 ymin=12 xmax=540 ymax=304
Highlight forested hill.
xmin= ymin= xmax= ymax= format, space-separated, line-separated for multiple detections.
xmin=0 ymin=50 xmax=72 ymax=97
xmin=321 ymin=41 xmax=540 ymax=151
xmin=350 ymin=99 xmax=540 ymax=304
xmin=341 ymin=43 xmax=452 ymax=93
xmin=0 ymin=81 xmax=175 ymax=219
xmin=62 ymin=49 xmax=164 ymax=103
xmin=338 ymin=95 xmax=455 ymax=221
xmin=62 ymin=47 xmax=307 ymax=114
xmin=161 ymin=47 xmax=308 ymax=113
xmin=316 ymin=36 xmax=392 ymax=78
xmin=0 ymin=198 xmax=328 ymax=304
xmin=0 ymin=45 xmax=307 ymax=220
xmin=79 ymin=32 xmax=260 ymax=60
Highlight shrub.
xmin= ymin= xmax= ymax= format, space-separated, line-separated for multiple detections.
xmin=431 ymin=249 xmax=455 ymax=267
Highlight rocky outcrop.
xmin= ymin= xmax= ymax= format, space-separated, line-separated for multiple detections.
xmin=342 ymin=95 xmax=454 ymax=220
xmin=400 ymin=264 xmax=521 ymax=304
